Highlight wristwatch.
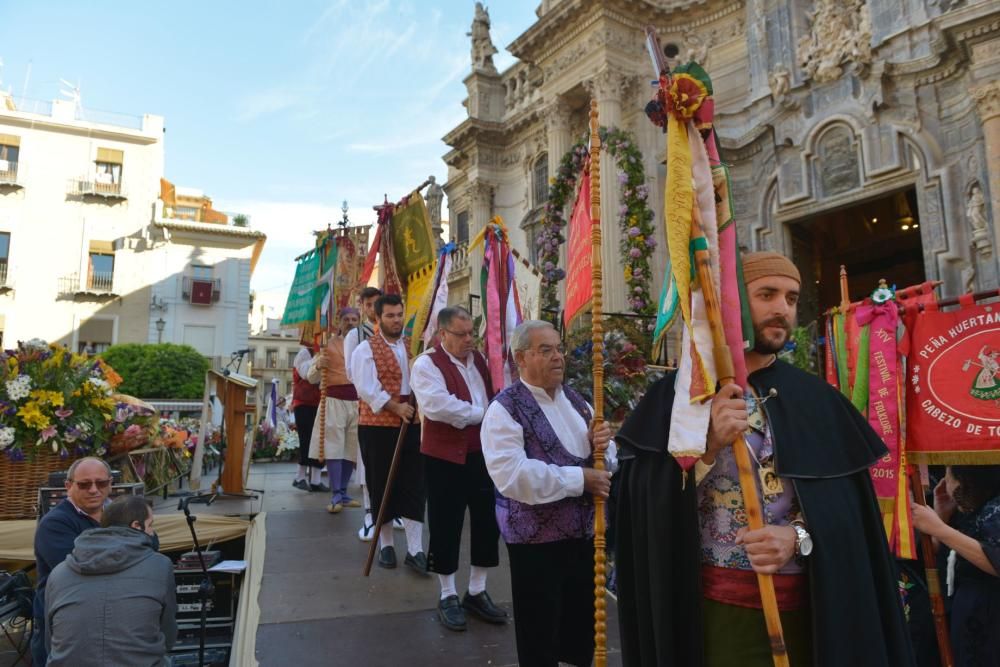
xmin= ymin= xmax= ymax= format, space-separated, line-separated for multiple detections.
xmin=791 ymin=521 xmax=813 ymax=557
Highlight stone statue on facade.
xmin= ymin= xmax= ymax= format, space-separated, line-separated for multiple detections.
xmin=967 ymin=182 xmax=992 ymax=253
xmin=469 ymin=3 xmax=498 ymax=74
xmin=797 ymin=0 xmax=873 ymax=83
xmin=425 ymin=175 xmax=445 ymax=249
xmin=769 ymin=65 xmax=791 ymax=99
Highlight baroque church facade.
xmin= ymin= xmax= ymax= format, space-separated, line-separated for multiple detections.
xmin=442 ymin=0 xmax=1000 ymax=331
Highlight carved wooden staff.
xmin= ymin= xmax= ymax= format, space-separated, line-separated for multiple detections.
xmin=588 ymin=99 xmax=609 ymax=667
xmin=690 ymin=204 xmax=790 ymax=667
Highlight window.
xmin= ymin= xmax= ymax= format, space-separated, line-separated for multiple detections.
xmin=456 ymin=211 xmax=469 ymax=245
xmin=248 ymin=347 xmax=256 ymax=367
xmin=532 ymin=153 xmax=549 ymax=207
xmin=0 ymin=232 xmax=8 ymax=285
xmin=287 ymin=350 xmax=297 ymax=369
xmin=192 ymin=264 xmax=213 ymax=280
xmin=87 ymin=251 xmax=114 ymax=291
xmin=0 ymin=134 xmax=19 ymax=180
xmin=94 ymin=148 xmax=123 ymax=193
xmin=266 ymin=349 xmax=278 ymax=369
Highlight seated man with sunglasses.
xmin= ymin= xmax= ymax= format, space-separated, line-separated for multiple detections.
xmin=31 ymin=457 xmax=112 ymax=666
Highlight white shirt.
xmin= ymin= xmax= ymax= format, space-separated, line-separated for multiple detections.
xmin=293 ymin=347 xmax=315 ymax=381
xmin=350 ymin=332 xmax=411 ymax=413
xmin=481 ymin=380 xmax=617 ymax=506
xmin=411 ymin=348 xmax=488 ymax=429
xmin=343 ymin=321 xmax=375 ymax=383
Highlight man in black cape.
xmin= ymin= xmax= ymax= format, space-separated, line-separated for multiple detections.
xmin=614 ymin=251 xmax=916 ymax=666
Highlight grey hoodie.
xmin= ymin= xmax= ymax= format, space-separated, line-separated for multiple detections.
xmin=44 ymin=525 xmax=177 ymax=667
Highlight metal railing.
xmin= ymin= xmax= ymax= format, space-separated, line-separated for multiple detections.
xmin=181 ymin=276 xmax=222 ymax=304
xmin=58 ymin=272 xmax=115 ymax=296
xmin=68 ymin=178 xmax=126 ymax=199
xmin=0 ymin=160 xmax=17 ymax=185
xmin=0 ymin=261 xmax=8 ymax=287
xmin=450 ymin=241 xmax=470 ymax=273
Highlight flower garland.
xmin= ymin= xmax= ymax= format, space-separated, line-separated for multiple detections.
xmin=538 ymin=126 xmax=656 ymax=319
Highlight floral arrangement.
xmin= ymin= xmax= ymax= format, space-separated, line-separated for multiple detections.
xmin=564 ymin=328 xmax=661 ymax=424
xmin=539 ymin=127 xmax=656 ymax=321
xmin=0 ymin=339 xmax=152 ymax=461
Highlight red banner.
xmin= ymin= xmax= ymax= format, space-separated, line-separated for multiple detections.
xmin=563 ymin=170 xmax=592 ymax=328
xmin=907 ymin=297 xmax=1000 ymax=463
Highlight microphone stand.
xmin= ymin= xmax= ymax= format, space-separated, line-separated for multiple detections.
xmin=179 ymin=494 xmax=216 ymax=667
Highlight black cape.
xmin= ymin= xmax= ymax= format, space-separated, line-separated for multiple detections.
xmin=614 ymin=359 xmax=916 ymax=667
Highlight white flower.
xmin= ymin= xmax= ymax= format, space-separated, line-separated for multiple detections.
xmin=87 ymin=377 xmax=111 ymax=394
xmin=5 ymin=374 xmax=32 ymax=401
xmin=0 ymin=426 xmax=14 ymax=449
xmin=23 ymin=338 xmax=49 ymax=352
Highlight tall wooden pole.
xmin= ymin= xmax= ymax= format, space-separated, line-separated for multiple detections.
xmin=588 ymin=99 xmax=608 ymax=667
xmin=690 ymin=205 xmax=790 ymax=667
xmin=316 ymin=236 xmax=330 ymax=462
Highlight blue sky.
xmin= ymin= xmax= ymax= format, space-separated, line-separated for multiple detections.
xmin=0 ymin=0 xmax=537 ymax=321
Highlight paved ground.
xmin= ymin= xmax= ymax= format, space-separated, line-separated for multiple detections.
xmin=238 ymin=462 xmax=622 ymax=667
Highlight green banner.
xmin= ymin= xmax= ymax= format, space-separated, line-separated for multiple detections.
xmin=391 ymin=193 xmax=436 ymax=280
xmin=281 ymin=250 xmax=321 ymax=326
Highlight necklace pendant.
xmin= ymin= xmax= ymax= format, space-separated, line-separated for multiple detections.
xmin=759 ymin=465 xmax=783 ymax=497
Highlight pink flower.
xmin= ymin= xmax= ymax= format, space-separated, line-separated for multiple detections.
xmin=39 ymin=426 xmax=58 ymax=442
xmin=55 ymin=408 xmax=73 ymax=419
xmin=629 ymin=248 xmax=642 ymax=258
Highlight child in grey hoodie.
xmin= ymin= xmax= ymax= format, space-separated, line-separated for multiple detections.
xmin=45 ymin=495 xmax=176 ymax=667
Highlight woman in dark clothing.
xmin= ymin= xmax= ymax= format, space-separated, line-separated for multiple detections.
xmin=911 ymin=465 xmax=1000 ymax=666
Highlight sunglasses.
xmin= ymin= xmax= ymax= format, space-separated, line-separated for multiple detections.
xmin=72 ymin=479 xmax=112 ymax=491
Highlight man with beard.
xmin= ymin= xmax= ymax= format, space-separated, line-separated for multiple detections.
xmin=351 ymin=293 xmax=428 ymax=572
xmin=614 ymin=251 xmax=915 ymax=667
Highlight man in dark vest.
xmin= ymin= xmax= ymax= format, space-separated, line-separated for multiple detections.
xmin=291 ymin=338 xmax=326 ymax=491
xmin=350 ymin=293 xmax=427 ymax=572
xmin=482 ymin=319 xmax=613 ymax=667
xmin=411 ymin=306 xmax=507 ymax=632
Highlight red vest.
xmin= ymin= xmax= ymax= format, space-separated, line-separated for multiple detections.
xmin=358 ymin=333 xmax=411 ymax=427
xmin=420 ymin=347 xmax=494 ymax=465
xmin=291 ymin=350 xmax=320 ymax=408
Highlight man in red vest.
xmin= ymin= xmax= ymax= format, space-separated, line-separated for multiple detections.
xmin=411 ymin=306 xmax=508 ymax=632
xmin=350 ymin=293 xmax=427 ymax=572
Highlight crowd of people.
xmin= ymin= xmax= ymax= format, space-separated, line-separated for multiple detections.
xmin=26 ymin=250 xmax=1000 ymax=666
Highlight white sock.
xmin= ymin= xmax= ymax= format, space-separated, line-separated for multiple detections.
xmin=468 ymin=566 xmax=488 ymax=596
xmin=309 ymin=467 xmax=323 ymax=486
xmin=379 ymin=523 xmax=394 ymax=550
xmin=438 ymin=573 xmax=457 ymax=600
xmin=403 ymin=519 xmax=423 ymax=556
xmin=362 ymin=484 xmax=371 ymax=511
xmin=295 ymin=465 xmax=307 ymax=482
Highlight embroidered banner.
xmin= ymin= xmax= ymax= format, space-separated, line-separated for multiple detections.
xmin=564 ymin=168 xmax=592 ymax=329
xmin=907 ymin=298 xmax=1000 ymax=463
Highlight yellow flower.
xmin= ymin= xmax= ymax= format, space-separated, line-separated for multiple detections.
xmin=624 ymin=266 xmax=633 ymax=280
xmin=29 ymin=389 xmax=65 ymax=407
xmin=18 ymin=401 xmax=51 ymax=430
xmin=636 ymin=235 xmax=645 ymax=243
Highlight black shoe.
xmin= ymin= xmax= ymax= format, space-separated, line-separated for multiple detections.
xmin=292 ymin=479 xmax=309 ymax=491
xmin=404 ymin=551 xmax=429 ymax=576
xmin=378 ymin=546 xmax=397 ymax=569
xmin=437 ymin=595 xmax=467 ymax=631
xmin=462 ymin=591 xmax=508 ymax=624
xmin=309 ymin=483 xmax=330 ymax=493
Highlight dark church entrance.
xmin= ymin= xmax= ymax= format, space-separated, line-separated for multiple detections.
xmin=788 ymin=187 xmax=926 ymax=329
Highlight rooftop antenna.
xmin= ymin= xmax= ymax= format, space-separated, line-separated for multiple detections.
xmin=19 ymin=60 xmax=31 ymax=108
xmin=59 ymin=77 xmax=82 ymax=111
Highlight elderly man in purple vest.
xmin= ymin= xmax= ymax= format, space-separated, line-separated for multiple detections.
xmin=411 ymin=306 xmax=508 ymax=632
xmin=482 ymin=319 xmax=614 ymax=667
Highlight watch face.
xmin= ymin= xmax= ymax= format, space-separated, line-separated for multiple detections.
xmin=800 ymin=535 xmax=813 ymax=557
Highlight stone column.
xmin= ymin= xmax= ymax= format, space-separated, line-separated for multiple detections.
xmin=972 ymin=81 xmax=1000 ymax=259
xmin=468 ymin=180 xmax=493 ymax=298
xmin=585 ymin=67 xmax=630 ymax=314
xmin=545 ymin=99 xmax=572 ymax=180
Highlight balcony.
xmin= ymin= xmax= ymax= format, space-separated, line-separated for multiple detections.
xmin=0 ymin=160 xmax=19 ymax=188
xmin=181 ymin=277 xmax=222 ymax=305
xmin=58 ymin=272 xmax=117 ymax=297
xmin=0 ymin=262 xmax=10 ymax=291
xmin=68 ymin=178 xmax=126 ymax=200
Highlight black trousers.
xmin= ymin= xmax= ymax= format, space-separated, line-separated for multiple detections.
xmin=360 ymin=425 xmax=425 ymax=523
xmin=506 ymin=538 xmax=595 ymax=667
xmin=293 ymin=404 xmax=322 ymax=468
xmin=424 ymin=452 xmax=500 ymax=575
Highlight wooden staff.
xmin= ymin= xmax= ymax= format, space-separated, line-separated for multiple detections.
xmin=363 ymin=395 xmax=417 ymax=576
xmin=690 ymin=205 xmax=789 ymax=667
xmin=909 ymin=473 xmax=954 ymax=667
xmin=588 ymin=99 xmax=608 ymax=667
xmin=316 ymin=236 xmax=332 ymax=462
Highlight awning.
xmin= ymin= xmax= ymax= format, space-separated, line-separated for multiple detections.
xmin=89 ymin=240 xmax=115 ymax=254
xmin=96 ymin=147 xmax=124 ymax=164
xmin=0 ymin=133 xmax=20 ymax=147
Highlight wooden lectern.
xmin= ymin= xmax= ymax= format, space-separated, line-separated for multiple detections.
xmin=191 ymin=370 xmax=257 ymax=494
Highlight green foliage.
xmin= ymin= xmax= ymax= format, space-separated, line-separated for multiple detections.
xmin=100 ymin=343 xmax=209 ymax=399
xmin=777 ymin=325 xmax=818 ymax=375
xmin=232 ymin=213 xmax=249 ymax=227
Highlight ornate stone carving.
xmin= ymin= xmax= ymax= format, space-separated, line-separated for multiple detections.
xmin=683 ymin=28 xmax=712 ymax=68
xmin=425 ymin=176 xmax=444 ymax=247
xmin=797 ymin=0 xmax=873 ymax=84
xmin=769 ymin=65 xmax=791 ymax=101
xmin=972 ymin=81 xmax=1000 ymax=122
xmin=967 ymin=182 xmax=992 ymax=254
xmin=545 ymin=99 xmax=571 ymax=134
xmin=469 ymin=2 xmax=498 ymax=74
xmin=816 ymin=125 xmax=861 ymax=197
xmin=583 ymin=67 xmax=632 ymax=103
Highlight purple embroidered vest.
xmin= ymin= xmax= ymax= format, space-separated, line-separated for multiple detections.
xmin=493 ymin=381 xmax=594 ymax=544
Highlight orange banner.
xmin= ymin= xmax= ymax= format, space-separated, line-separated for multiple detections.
xmin=564 ymin=170 xmax=592 ymax=328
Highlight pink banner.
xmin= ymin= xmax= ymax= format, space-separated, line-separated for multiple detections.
xmin=564 ymin=170 xmax=592 ymax=329
xmin=855 ymin=303 xmax=900 ymax=500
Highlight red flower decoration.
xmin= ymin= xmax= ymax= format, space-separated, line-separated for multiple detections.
xmin=665 ymin=73 xmax=708 ymax=121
